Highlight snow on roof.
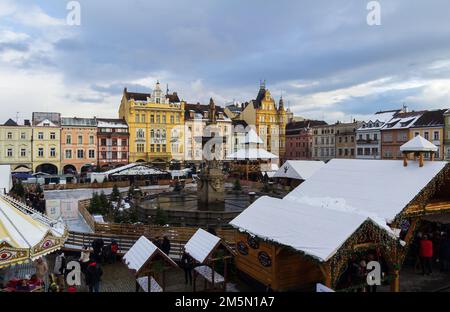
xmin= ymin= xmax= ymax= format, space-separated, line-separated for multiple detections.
xmin=285 ymin=159 xmax=448 ymax=222
xmin=357 ymin=111 xmax=398 ymax=131
xmin=274 ymin=160 xmax=325 ymax=180
xmin=184 ymin=229 xmax=221 ymax=263
xmin=226 ymin=148 xmax=279 ymax=160
xmin=229 ymin=196 xmax=397 ymax=262
xmin=400 ymin=135 xmax=438 ymax=152
xmin=97 ymin=119 xmax=128 ymax=128
xmin=123 ymin=236 xmax=157 ymax=272
xmin=92 ymin=163 xmax=167 ymax=177
xmin=245 ymin=129 xmax=263 ymax=144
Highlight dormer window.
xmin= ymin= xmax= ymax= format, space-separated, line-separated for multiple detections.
xmin=43 ymin=123 xmax=50 ymax=127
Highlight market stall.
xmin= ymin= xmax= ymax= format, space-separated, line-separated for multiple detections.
xmin=123 ymin=236 xmax=178 ymax=292
xmin=184 ymin=229 xmax=235 ymax=292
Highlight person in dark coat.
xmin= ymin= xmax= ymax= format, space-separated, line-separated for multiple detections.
xmin=439 ymin=233 xmax=450 ymax=272
xmin=85 ymin=261 xmax=103 ymax=293
xmin=91 ymin=239 xmax=104 ymax=263
xmin=161 ymin=236 xmax=171 ymax=255
xmin=181 ymin=251 xmax=194 ymax=285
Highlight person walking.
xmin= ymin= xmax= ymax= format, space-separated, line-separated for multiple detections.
xmin=109 ymin=240 xmax=119 ymax=264
xmin=181 ymin=251 xmax=194 ymax=286
xmin=161 ymin=236 xmax=171 ymax=256
xmin=85 ymin=261 xmax=103 ymax=293
xmin=53 ymin=252 xmax=66 ymax=291
xmin=79 ymin=246 xmax=91 ymax=274
xmin=420 ymin=234 xmax=433 ymax=275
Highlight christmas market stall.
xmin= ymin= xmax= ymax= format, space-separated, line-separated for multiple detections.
xmin=230 ymin=156 xmax=450 ymax=292
xmin=123 ymin=236 xmax=178 ymax=292
xmin=184 ymin=229 xmax=235 ymax=292
xmin=91 ymin=163 xmax=169 ymax=184
xmin=273 ymin=160 xmax=325 ymax=188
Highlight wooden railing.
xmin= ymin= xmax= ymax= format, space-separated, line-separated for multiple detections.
xmin=78 ymin=202 xmax=96 ymax=232
xmin=43 ymin=180 xmax=130 ymax=191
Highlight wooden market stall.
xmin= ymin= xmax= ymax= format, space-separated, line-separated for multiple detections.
xmin=230 ymin=154 xmax=450 ymax=292
xmin=184 ymin=229 xmax=235 ymax=292
xmin=123 ymin=236 xmax=178 ymax=292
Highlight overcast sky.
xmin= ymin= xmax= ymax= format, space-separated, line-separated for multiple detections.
xmin=1 ymin=0 xmax=450 ymax=124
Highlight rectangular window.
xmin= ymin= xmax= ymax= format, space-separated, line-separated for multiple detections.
xmin=112 ymin=139 xmax=118 ymax=146
xmin=112 ymin=152 xmax=118 ymax=159
xmin=89 ymin=150 xmax=95 ymax=159
xmin=122 ymin=139 xmax=127 ymax=146
xmin=7 ymin=132 xmax=12 ymax=139
xmin=141 ymin=114 xmax=146 ymax=123
xmin=66 ymin=135 xmax=72 ymax=144
xmin=162 ymin=115 xmax=166 ymax=124
xmin=21 ymin=132 xmax=26 ymax=140
xmin=65 ymin=150 xmax=72 ymax=159
xmin=20 ymin=149 xmax=26 ymax=157
xmin=38 ymin=148 xmax=44 ymax=157
xmin=101 ymin=139 xmax=107 ymax=146
xmin=135 ymin=114 xmax=140 ymax=123
xmin=77 ymin=150 xmax=84 ymax=159
xmin=38 ymin=132 xmax=44 ymax=140
xmin=424 ymin=132 xmax=429 ymax=140
xmin=89 ymin=136 xmax=94 ymax=145
xmin=50 ymin=132 xmax=56 ymax=140
xmin=50 ymin=148 xmax=56 ymax=158
xmin=7 ymin=148 xmax=13 ymax=157
xmin=78 ymin=135 xmax=83 ymax=144
xmin=434 ymin=131 xmax=439 ymax=141
xmin=170 ymin=115 xmax=174 ymax=124
xmin=150 ymin=115 xmax=155 ymax=123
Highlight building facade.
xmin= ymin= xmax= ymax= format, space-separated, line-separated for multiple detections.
xmin=239 ymin=83 xmax=287 ymax=163
xmin=409 ymin=109 xmax=446 ymax=160
xmin=119 ymin=81 xmax=185 ymax=166
xmin=184 ymin=101 xmax=232 ymax=164
xmin=31 ymin=112 xmax=62 ymax=174
xmin=356 ymin=111 xmax=399 ymax=159
xmin=443 ymin=110 xmax=450 ymax=160
xmin=60 ymin=117 xmax=98 ymax=174
xmin=381 ymin=111 xmax=425 ymax=160
xmin=97 ymin=119 xmax=129 ymax=169
xmin=0 ymin=119 xmax=33 ymax=171
xmin=285 ymin=120 xmax=327 ymax=160
xmin=335 ymin=121 xmax=361 ymax=159
xmin=312 ymin=124 xmax=336 ymax=161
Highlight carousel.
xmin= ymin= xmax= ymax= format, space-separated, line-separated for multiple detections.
xmin=0 ymin=166 xmax=68 ymax=292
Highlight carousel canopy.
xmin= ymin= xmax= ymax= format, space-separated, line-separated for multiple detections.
xmin=91 ymin=163 xmax=168 ymax=182
xmin=400 ymin=135 xmax=438 ymax=153
xmin=0 ymin=195 xmax=67 ymax=268
xmin=226 ymin=148 xmax=279 ymax=160
xmin=230 ymin=196 xmax=398 ymax=262
xmin=184 ymin=229 xmax=221 ymax=264
xmin=273 ymin=160 xmax=325 ymax=180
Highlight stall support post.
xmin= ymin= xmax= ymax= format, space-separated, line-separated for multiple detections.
xmin=390 ymin=270 xmax=400 ymax=292
xmin=223 ymin=258 xmax=228 ymax=291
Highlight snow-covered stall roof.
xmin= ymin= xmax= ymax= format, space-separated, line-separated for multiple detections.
xmin=244 ymin=129 xmax=264 ymax=145
xmin=285 ymin=159 xmax=448 ymax=222
xmin=123 ymin=236 xmax=177 ymax=274
xmin=229 ymin=196 xmax=398 ymax=262
xmin=400 ymin=135 xmax=438 ymax=152
xmin=91 ymin=163 xmax=167 ymax=182
xmin=226 ymin=148 xmax=279 ymax=160
xmin=184 ymin=229 xmax=221 ymax=263
xmin=274 ymin=160 xmax=325 ymax=180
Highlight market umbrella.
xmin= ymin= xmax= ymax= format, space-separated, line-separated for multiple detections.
xmin=0 ymin=195 xmax=68 ymax=269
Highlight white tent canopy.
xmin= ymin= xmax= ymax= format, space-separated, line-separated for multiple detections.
xmin=0 ymin=165 xmax=12 ymax=193
xmin=91 ymin=163 xmax=168 ymax=183
xmin=226 ymin=148 xmax=279 ymax=160
xmin=274 ymin=160 xmax=325 ymax=180
xmin=230 ymin=196 xmax=397 ymax=262
xmin=184 ymin=229 xmax=221 ymax=263
xmin=400 ymin=135 xmax=438 ymax=153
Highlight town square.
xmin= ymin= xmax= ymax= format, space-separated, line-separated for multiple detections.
xmin=1 ymin=1 xmax=450 ymax=309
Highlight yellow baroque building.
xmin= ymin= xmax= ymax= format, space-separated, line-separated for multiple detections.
xmin=119 ymin=81 xmax=185 ymax=167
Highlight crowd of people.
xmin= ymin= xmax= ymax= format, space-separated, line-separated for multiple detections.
xmin=411 ymin=228 xmax=450 ymax=275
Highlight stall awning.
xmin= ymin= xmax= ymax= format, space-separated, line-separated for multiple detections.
xmin=184 ymin=229 xmax=221 ymax=264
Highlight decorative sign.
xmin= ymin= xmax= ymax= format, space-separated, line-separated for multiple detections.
xmin=237 ymin=241 xmax=249 ymax=256
xmin=247 ymin=236 xmax=259 ymax=250
xmin=258 ymin=251 xmax=272 ymax=267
